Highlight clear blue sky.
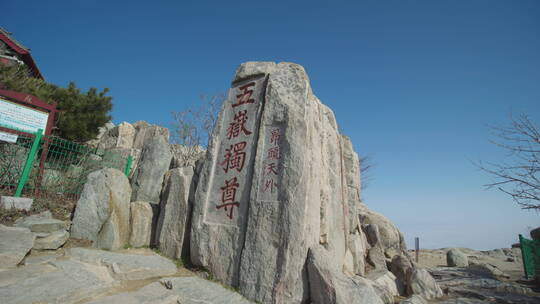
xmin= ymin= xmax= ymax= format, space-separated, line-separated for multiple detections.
xmin=4 ymin=1 xmax=539 ymax=250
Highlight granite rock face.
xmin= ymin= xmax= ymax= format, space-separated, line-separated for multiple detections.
xmin=130 ymin=135 xmax=172 ymax=204
xmin=186 ymin=61 xmax=440 ymax=304
xmin=71 ymin=168 xmax=132 ymax=250
xmin=307 ymin=246 xmax=383 ymax=304
xmin=406 ymin=268 xmax=443 ymax=300
xmin=129 ymin=201 xmax=154 ymax=248
xmin=156 ymin=167 xmax=195 ymax=259
xmin=190 ymin=62 xmax=379 ymax=303
xmin=0 ymin=224 xmax=35 ymax=268
xmin=447 ymin=248 xmax=469 ymax=267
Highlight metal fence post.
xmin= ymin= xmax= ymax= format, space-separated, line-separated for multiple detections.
xmin=124 ymin=155 xmax=133 ymax=177
xmin=14 ymin=129 xmax=43 ymax=197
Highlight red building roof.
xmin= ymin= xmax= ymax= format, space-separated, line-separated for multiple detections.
xmin=0 ymin=27 xmax=43 ymax=80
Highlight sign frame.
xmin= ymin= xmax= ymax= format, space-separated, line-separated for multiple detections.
xmin=0 ymin=89 xmax=57 ymax=136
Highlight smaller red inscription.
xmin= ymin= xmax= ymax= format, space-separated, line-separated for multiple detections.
xmin=265 ymin=162 xmax=278 ymax=175
xmin=263 ymin=179 xmax=276 ymax=193
xmin=270 ymin=129 xmax=281 ymax=145
xmin=267 ymin=146 xmax=280 ymax=160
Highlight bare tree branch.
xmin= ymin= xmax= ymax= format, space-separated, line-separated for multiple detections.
xmin=477 ymin=113 xmax=540 ymax=210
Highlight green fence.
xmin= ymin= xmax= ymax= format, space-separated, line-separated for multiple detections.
xmin=0 ymin=127 xmax=132 ymax=200
xmin=519 ymin=234 xmax=540 ymax=280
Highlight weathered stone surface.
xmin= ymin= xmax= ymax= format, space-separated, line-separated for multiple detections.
xmin=469 ymin=261 xmax=510 ymax=279
xmin=368 ymin=245 xmax=388 ymax=270
xmin=15 ymin=216 xmax=65 ymax=233
xmin=365 ymin=223 xmax=381 ymax=247
xmin=170 ymin=144 xmax=206 ymax=168
xmin=34 ymin=229 xmax=69 ymax=250
xmin=130 ymin=135 xmax=172 ymax=204
xmin=429 ymin=266 xmax=538 ymax=304
xmin=359 ymin=209 xmax=405 ymax=253
xmin=390 ymin=254 xmax=413 ymax=294
xmin=129 ymin=201 xmax=153 ymax=248
xmin=156 ymin=167 xmax=194 ymax=259
xmin=66 ymin=248 xmax=177 ymax=280
xmin=0 ymin=259 xmax=115 ymax=304
xmin=407 ymin=268 xmax=443 ymax=299
xmin=367 ymin=271 xmax=400 ymax=304
xmin=132 ymin=120 xmax=170 ymax=150
xmin=307 ymin=246 xmax=384 ymax=304
xmin=446 ymin=248 xmax=469 ymax=267
xmin=0 ymin=196 xmax=33 ymax=211
xmin=87 ymin=276 xmax=254 ymax=304
xmin=98 ymin=121 xmax=136 ymax=150
xmin=0 ymin=224 xmax=34 ymax=268
xmin=71 ymin=168 xmax=131 ymax=250
xmin=348 ymin=231 xmax=368 ymax=276
xmin=399 ymin=295 xmax=428 ymax=304
xmin=190 ymin=70 xmax=268 ymax=287
xmin=191 ymin=62 xmax=373 ymax=303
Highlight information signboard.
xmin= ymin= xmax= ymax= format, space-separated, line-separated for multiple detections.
xmin=0 ymin=96 xmax=48 ymax=134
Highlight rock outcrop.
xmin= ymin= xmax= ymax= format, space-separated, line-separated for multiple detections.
xmin=189 ymin=62 xmax=437 ymax=303
xmin=71 ymin=168 xmax=132 ymax=250
xmin=446 ymin=248 xmax=468 ymax=267
xmin=156 ymin=166 xmax=195 ymax=260
xmin=129 ymin=201 xmax=153 ymax=247
xmin=130 ymin=135 xmax=172 ymax=204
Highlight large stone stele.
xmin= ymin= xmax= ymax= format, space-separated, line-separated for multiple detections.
xmin=71 ymin=168 xmax=131 ymax=250
xmin=190 ymin=62 xmax=362 ymax=303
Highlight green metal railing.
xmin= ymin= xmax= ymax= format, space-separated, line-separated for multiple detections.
xmin=519 ymin=234 xmax=540 ymax=280
xmin=0 ymin=126 xmax=132 ymax=200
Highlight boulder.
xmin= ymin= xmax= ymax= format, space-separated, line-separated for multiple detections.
xmin=446 ymin=248 xmax=468 ymax=267
xmin=98 ymin=122 xmax=136 ymax=150
xmin=130 ymin=135 xmax=172 ymax=204
xmin=66 ymin=247 xmax=177 ymax=280
xmin=0 ymin=196 xmax=33 ymax=211
xmin=33 ymin=229 xmax=69 ymax=250
xmin=0 ymin=224 xmax=35 ymax=268
xmin=367 ymin=271 xmax=400 ymax=304
xmin=390 ymin=254 xmax=413 ymax=294
xmin=406 ymin=268 xmax=443 ymax=300
xmin=359 ymin=209 xmax=405 ymax=253
xmin=469 ymin=261 xmax=511 ymax=279
xmin=71 ymin=168 xmax=132 ymax=250
xmin=367 ymin=245 xmax=388 ymax=270
xmin=15 ymin=216 xmax=65 ymax=233
xmin=307 ymin=246 xmax=384 ymax=304
xmin=156 ymin=167 xmax=194 ymax=260
xmin=129 ymin=201 xmax=153 ymax=248
xmin=132 ymin=121 xmax=170 ymax=150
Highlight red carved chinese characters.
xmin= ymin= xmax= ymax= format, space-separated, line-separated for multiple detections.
xmin=232 ymin=82 xmax=255 ymax=107
xmin=262 ymin=128 xmax=282 ymax=194
xmin=270 ymin=129 xmax=281 ymax=144
xmin=227 ymin=110 xmax=252 ymax=139
xmin=267 ymin=146 xmax=280 ymax=160
xmin=216 ymin=177 xmax=240 ymax=219
xmin=220 ymin=141 xmax=247 ymax=173
xmin=215 ymin=81 xmax=260 ymax=220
